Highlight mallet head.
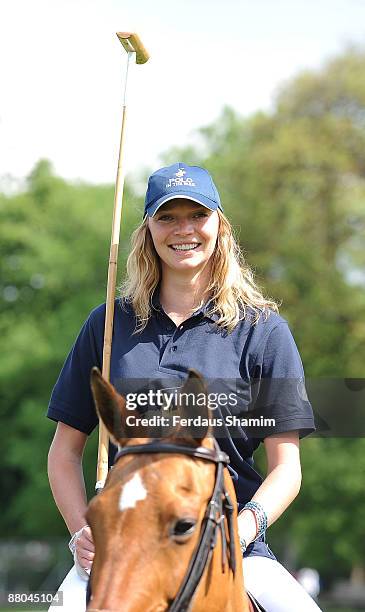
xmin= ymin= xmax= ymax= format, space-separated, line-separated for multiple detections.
xmin=116 ymin=32 xmax=150 ymax=64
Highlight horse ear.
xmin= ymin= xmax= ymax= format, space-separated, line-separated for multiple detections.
xmin=172 ymin=369 xmax=212 ymax=446
xmin=90 ymin=367 xmax=129 ymax=445
xmin=91 ymin=367 xmax=148 ymax=445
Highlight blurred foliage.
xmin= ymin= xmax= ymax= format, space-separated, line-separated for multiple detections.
xmin=1 ymin=47 xmax=365 ymax=585
xmin=0 ymin=159 xmax=142 ymax=536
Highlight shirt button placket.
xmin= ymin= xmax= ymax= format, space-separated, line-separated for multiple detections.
xmin=170 ymin=321 xmax=186 ymax=354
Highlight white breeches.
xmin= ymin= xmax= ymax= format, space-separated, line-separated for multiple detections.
xmin=49 ymin=557 xmax=322 ymax=612
xmin=48 ymin=565 xmax=87 ymax=611
xmin=244 ymin=555 xmax=322 ymax=611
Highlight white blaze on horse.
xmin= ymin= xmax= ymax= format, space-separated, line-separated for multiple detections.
xmin=86 ymin=368 xmax=257 ymax=612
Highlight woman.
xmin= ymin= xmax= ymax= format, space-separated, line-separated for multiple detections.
xmin=47 ymin=162 xmax=321 ymax=611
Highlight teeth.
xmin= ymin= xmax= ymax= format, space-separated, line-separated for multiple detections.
xmin=171 ymin=243 xmax=199 ymax=251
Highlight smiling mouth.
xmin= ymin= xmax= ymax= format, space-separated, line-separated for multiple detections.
xmin=169 ymin=243 xmax=201 ymax=251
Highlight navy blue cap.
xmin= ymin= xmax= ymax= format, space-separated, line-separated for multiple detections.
xmin=144 ymin=162 xmax=222 ymax=217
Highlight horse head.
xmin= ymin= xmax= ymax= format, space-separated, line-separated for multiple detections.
xmin=86 ymin=368 xmax=248 ymax=612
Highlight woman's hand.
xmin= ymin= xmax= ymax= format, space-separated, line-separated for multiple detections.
xmin=74 ymin=525 xmax=95 ymax=573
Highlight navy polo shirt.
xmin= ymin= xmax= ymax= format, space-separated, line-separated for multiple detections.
xmin=47 ymin=295 xmax=315 ymax=560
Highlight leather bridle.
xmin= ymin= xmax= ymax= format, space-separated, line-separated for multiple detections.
xmin=111 ymin=439 xmax=237 ymax=612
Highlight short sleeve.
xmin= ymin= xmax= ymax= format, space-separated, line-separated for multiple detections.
xmin=250 ymin=322 xmax=315 ymax=439
xmin=46 ymin=308 xmax=104 ymax=434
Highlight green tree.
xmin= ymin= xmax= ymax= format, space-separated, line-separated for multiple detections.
xmin=161 ymin=46 xmax=365 ymax=581
xmin=0 ymin=160 xmax=142 ymax=536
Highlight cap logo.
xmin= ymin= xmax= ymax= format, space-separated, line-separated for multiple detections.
xmin=165 ymin=168 xmax=196 ymax=189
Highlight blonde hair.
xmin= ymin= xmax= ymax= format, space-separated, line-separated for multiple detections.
xmin=119 ymin=210 xmax=279 ymax=332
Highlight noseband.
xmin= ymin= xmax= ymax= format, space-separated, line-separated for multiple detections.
xmin=110 ymin=440 xmax=237 ymax=612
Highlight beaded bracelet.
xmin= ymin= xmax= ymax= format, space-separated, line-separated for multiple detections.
xmin=242 ymin=501 xmax=268 ymax=540
xmin=239 ymin=535 xmax=247 ymax=554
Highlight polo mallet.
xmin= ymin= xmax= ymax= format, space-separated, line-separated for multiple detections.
xmin=95 ymin=33 xmax=150 ymax=493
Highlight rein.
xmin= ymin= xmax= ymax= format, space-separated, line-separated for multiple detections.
xmin=112 ymin=440 xmax=237 ymax=612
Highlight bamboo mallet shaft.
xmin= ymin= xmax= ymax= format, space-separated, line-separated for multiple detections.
xmin=96 ymin=32 xmax=150 ymax=492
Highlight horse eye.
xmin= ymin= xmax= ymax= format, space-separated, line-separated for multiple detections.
xmin=171 ymin=519 xmax=197 ymax=540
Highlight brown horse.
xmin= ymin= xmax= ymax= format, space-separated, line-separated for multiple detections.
xmin=86 ymin=368 xmax=256 ymax=612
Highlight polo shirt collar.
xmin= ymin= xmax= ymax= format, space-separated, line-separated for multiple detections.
xmin=151 ymin=285 xmax=162 ymax=312
xmin=199 ymin=298 xmax=220 ymax=322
